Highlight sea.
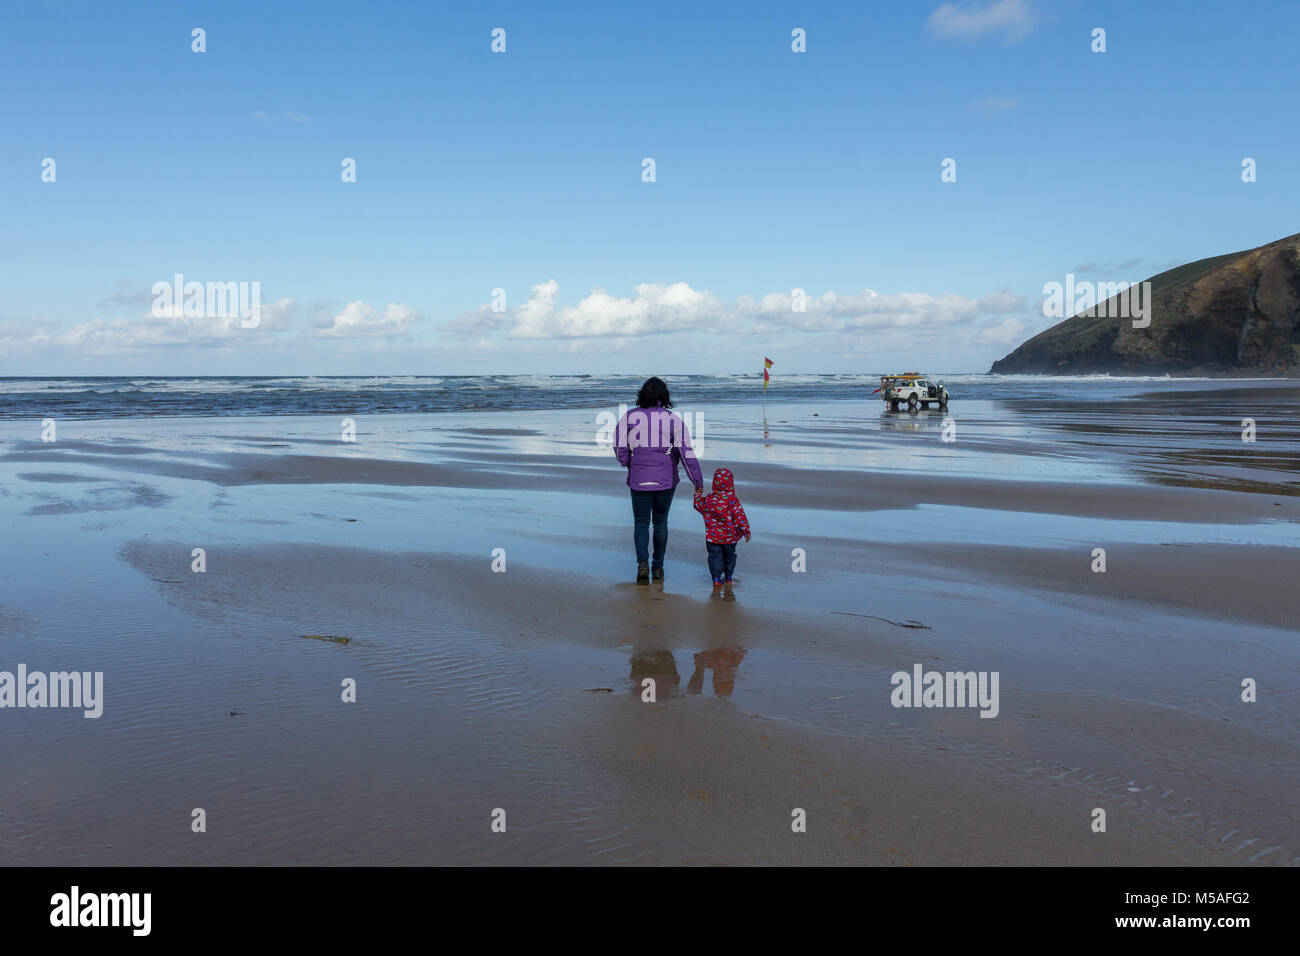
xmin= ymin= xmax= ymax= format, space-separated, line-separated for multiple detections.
xmin=1 ymin=374 xmax=1296 ymax=420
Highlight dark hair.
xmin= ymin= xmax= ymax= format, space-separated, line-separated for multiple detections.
xmin=636 ymin=376 xmax=674 ymax=409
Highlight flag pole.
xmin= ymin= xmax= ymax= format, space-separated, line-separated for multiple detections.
xmin=762 ymin=357 xmax=773 ymax=422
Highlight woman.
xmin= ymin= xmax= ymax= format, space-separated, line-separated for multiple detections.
xmin=613 ymin=377 xmax=704 ymax=584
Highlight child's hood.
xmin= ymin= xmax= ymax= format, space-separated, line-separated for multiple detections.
xmin=711 ymin=468 xmax=736 ymax=495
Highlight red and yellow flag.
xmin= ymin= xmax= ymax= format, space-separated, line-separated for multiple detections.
xmin=763 ymin=357 xmax=774 ymax=392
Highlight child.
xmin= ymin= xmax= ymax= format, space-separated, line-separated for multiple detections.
xmin=693 ymin=467 xmax=750 ymax=587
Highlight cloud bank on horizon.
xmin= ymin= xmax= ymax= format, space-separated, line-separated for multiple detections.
xmin=0 ymin=279 xmax=1026 ymax=372
xmin=450 ymin=280 xmax=1026 ymax=345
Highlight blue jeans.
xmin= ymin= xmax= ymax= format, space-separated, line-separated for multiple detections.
xmin=631 ymin=488 xmax=674 ymax=567
xmin=707 ymin=542 xmax=737 ymax=580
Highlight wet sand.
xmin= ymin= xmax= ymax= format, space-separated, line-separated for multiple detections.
xmin=0 ymin=393 xmax=1296 ymax=865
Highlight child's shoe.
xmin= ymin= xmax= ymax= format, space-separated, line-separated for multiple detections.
xmin=637 ymin=562 xmax=650 ymax=584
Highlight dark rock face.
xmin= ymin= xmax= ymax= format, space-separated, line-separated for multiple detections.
xmin=991 ymin=234 xmax=1300 ymax=375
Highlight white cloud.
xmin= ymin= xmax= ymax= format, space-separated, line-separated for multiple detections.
xmin=927 ymin=0 xmax=1034 ymax=44
xmin=3 ymin=280 xmax=1032 ymax=364
xmin=315 ymin=301 xmax=418 ymax=338
xmin=518 ymin=278 xmax=561 ymax=326
xmin=449 ymin=281 xmax=1028 ymax=345
xmin=0 ymin=295 xmax=422 ymax=357
xmin=95 ymin=280 xmax=156 ymax=309
xmin=0 ymin=298 xmax=297 ymax=355
xmin=0 ymin=315 xmax=63 ymax=357
xmin=750 ymin=289 xmax=994 ymax=332
xmin=976 ymin=317 xmax=1026 ymax=345
xmin=255 ymin=298 xmax=298 ymax=332
xmin=63 ymin=298 xmax=298 ymax=351
xmin=492 ymin=279 xmax=727 ymax=339
xmin=749 ymin=287 xmax=1026 ymax=336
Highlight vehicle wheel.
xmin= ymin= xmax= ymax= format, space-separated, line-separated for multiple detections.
xmin=939 ymin=391 xmax=949 ymax=408
xmin=907 ymin=394 xmax=918 ymax=410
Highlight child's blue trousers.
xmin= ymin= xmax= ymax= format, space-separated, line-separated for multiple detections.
xmin=706 ymin=542 xmax=737 ymax=580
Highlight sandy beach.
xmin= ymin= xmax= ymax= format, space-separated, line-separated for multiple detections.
xmin=1 ymin=389 xmax=1296 ymax=865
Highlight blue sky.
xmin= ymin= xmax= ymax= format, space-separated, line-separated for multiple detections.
xmin=2 ymin=0 xmax=1297 ymax=375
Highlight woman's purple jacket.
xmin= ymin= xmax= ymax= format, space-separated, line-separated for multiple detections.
xmin=613 ymin=406 xmax=704 ymax=492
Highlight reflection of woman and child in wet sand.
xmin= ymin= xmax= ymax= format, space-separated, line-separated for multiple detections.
xmin=615 ymin=376 xmax=752 ymax=698
xmin=629 ymin=647 xmax=749 ymax=700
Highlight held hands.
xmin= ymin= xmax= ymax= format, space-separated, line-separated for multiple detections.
xmin=694 ymin=486 xmax=704 ymax=495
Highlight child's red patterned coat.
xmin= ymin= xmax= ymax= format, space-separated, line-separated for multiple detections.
xmin=692 ymin=467 xmax=750 ymax=543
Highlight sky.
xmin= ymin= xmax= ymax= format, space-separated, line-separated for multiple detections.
xmin=2 ymin=0 xmax=1297 ymax=376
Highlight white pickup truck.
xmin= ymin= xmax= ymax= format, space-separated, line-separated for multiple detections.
xmin=879 ymin=373 xmax=949 ymax=410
